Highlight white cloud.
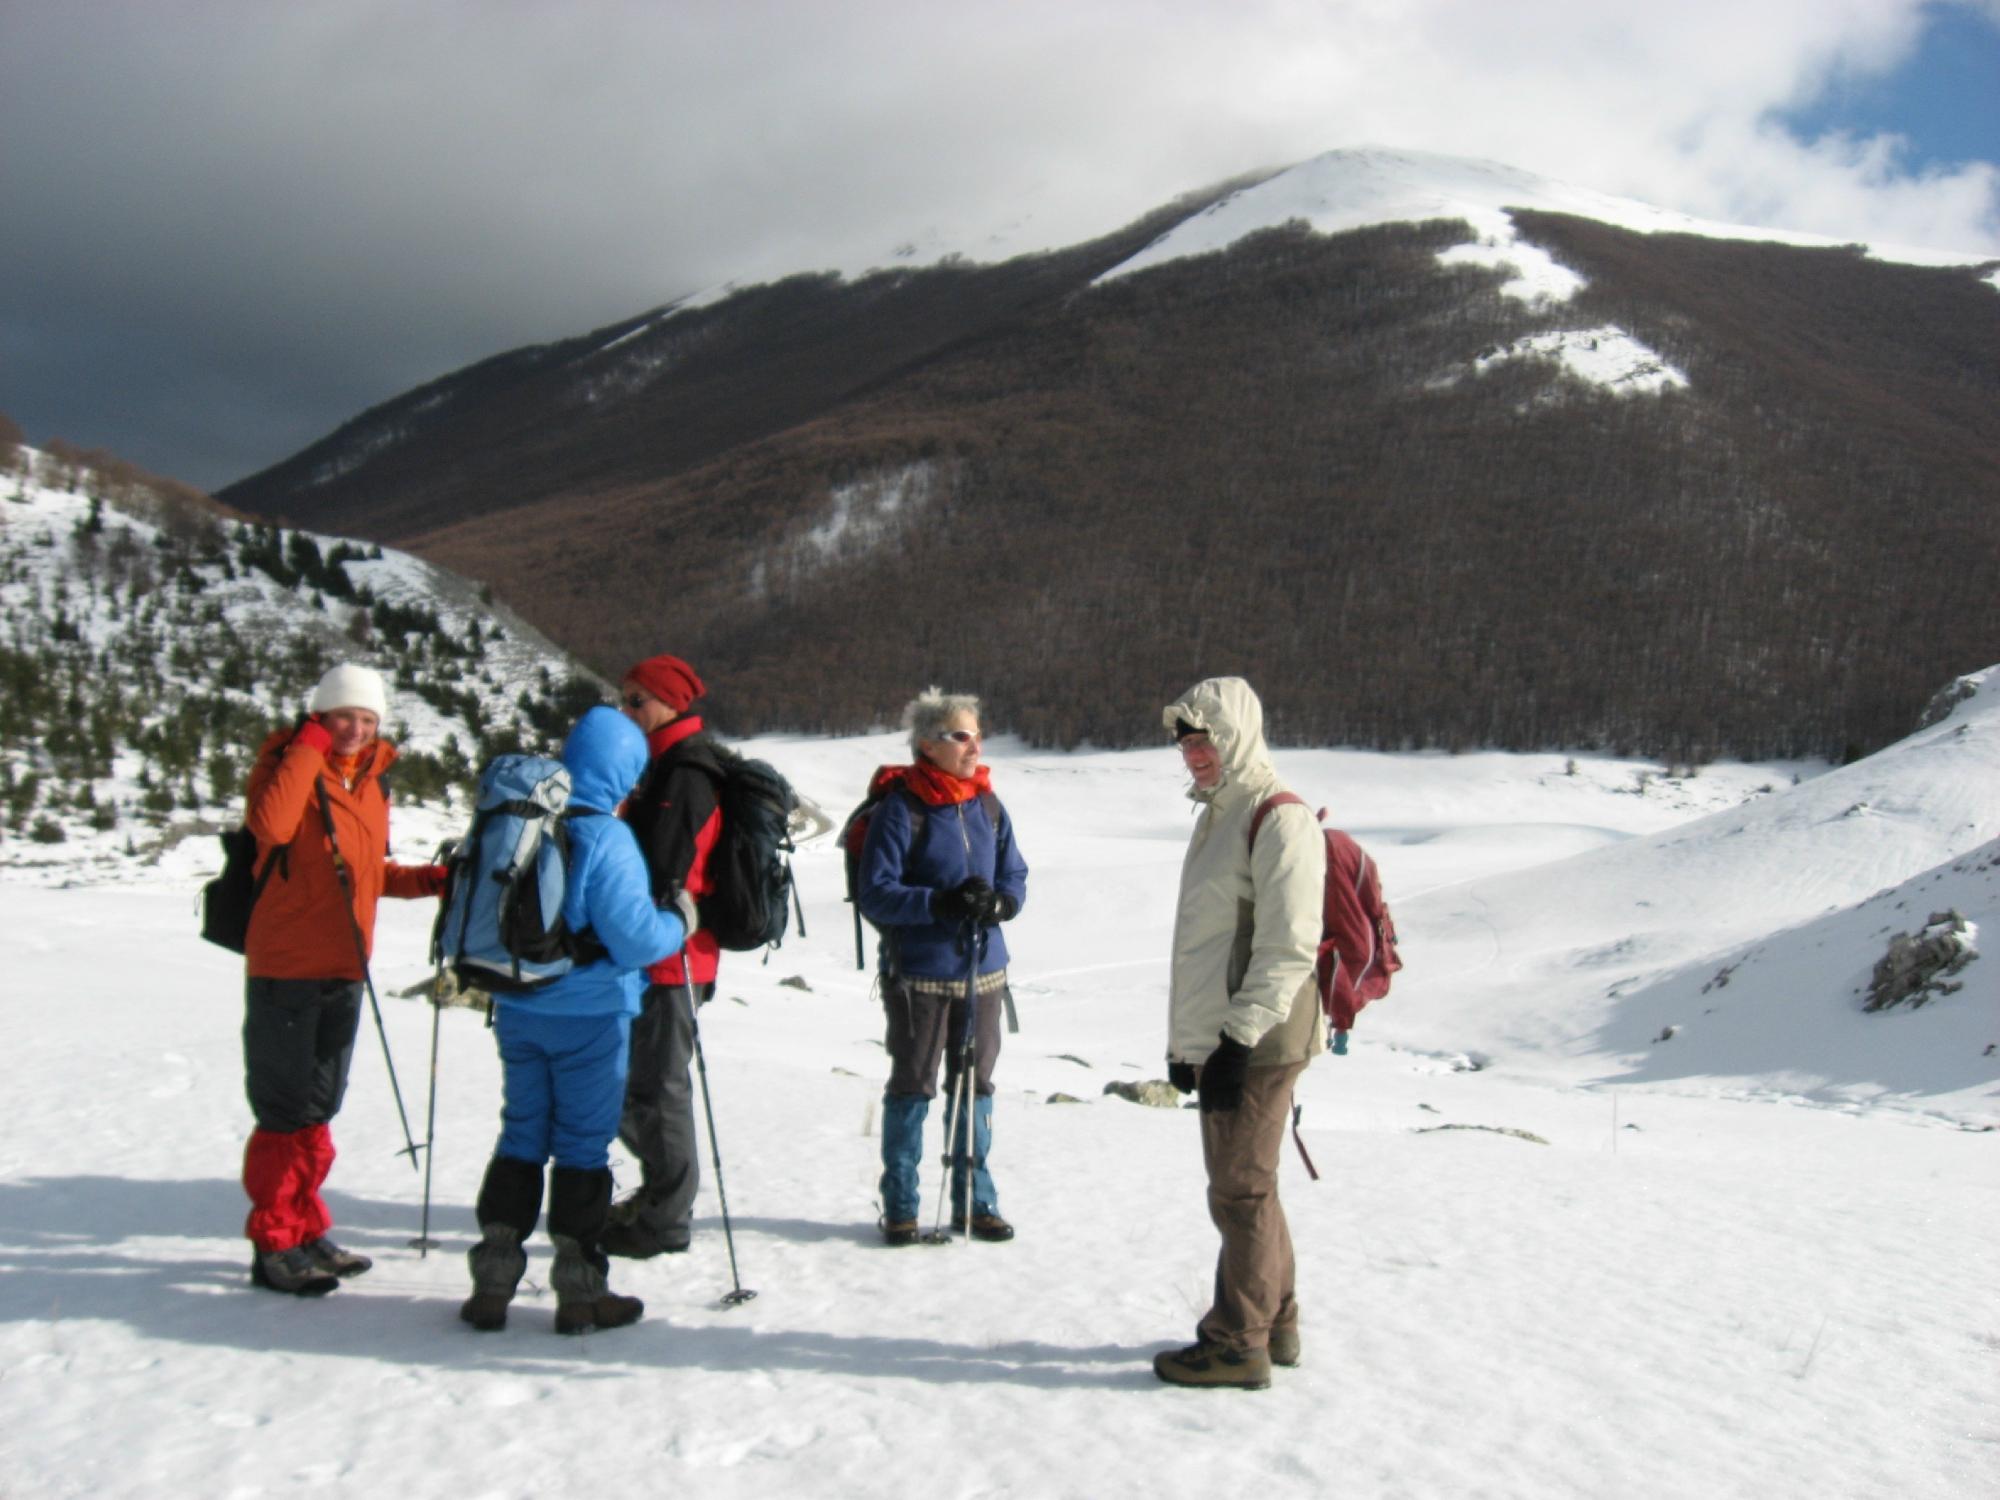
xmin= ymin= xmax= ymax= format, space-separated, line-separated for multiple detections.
xmin=0 ymin=0 xmax=1994 ymax=486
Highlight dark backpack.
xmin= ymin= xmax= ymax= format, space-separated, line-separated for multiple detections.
xmin=1249 ymin=794 xmax=1403 ymax=1052
xmin=199 ymin=826 xmax=288 ymax=953
xmin=838 ymin=769 xmax=999 ymax=970
xmin=432 ymin=754 xmax=604 ymax=993
xmin=693 ymin=746 xmax=804 ymax=953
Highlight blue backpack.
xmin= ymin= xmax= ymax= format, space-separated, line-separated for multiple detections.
xmin=432 ymin=754 xmax=604 ymax=993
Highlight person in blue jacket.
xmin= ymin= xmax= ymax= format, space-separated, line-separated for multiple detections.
xmin=857 ymin=688 xmax=1029 ymax=1246
xmin=460 ymin=706 xmax=695 ymax=1335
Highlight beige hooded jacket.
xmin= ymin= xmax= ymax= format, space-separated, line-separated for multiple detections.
xmin=1163 ymin=677 xmax=1328 ymax=1066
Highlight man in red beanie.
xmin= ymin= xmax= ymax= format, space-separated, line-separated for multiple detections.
xmin=605 ymin=654 xmax=723 ymax=1258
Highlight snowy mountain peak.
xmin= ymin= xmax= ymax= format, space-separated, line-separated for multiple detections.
xmin=1101 ymin=144 xmax=1995 ymax=284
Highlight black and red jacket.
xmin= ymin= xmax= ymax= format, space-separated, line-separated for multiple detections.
xmin=623 ymin=715 xmax=724 ymax=986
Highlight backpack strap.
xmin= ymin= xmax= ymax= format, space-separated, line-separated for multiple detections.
xmin=1247 ymin=791 xmax=1309 ymax=851
xmin=251 ymin=836 xmax=289 ymax=900
xmin=901 ymin=785 xmax=930 ymax=847
xmin=555 ymin=807 xmax=608 ymax=966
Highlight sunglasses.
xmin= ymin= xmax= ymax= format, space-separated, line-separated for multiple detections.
xmin=933 ymin=729 xmax=981 ymax=745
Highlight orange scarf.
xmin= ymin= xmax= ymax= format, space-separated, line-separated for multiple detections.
xmin=888 ymin=759 xmax=995 ymax=808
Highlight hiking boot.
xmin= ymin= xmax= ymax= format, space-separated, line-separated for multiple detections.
xmin=601 ymin=1218 xmax=690 ymax=1260
xmin=1152 ymin=1340 xmax=1272 ymax=1390
xmin=550 ymin=1233 xmax=643 ymax=1335
xmin=949 ymin=1212 xmax=1016 ymax=1243
xmin=251 ymin=1245 xmax=340 ymax=1297
xmin=459 ymin=1290 xmax=516 ymax=1332
xmin=553 ymin=1290 xmax=645 ymax=1334
xmin=1269 ymin=1325 xmax=1301 ymax=1368
xmin=460 ymin=1225 xmax=526 ymax=1333
xmin=303 ymin=1236 xmax=373 ymax=1278
xmin=880 ymin=1218 xmax=920 ymax=1247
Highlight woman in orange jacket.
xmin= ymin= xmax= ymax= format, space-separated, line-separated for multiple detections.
xmin=239 ymin=663 xmax=444 ymax=1296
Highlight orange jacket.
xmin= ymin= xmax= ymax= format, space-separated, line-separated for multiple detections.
xmin=243 ymin=728 xmax=440 ymax=980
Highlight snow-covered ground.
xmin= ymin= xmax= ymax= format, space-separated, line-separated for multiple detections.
xmin=4 ymin=680 xmax=1996 ymax=1497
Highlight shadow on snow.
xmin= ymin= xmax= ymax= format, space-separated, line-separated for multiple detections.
xmin=0 ymin=1176 xmax=1157 ymax=1389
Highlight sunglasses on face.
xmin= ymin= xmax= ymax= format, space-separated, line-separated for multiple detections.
xmin=933 ymin=729 xmax=981 ymax=745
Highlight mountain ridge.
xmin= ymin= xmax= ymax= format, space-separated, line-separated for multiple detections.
xmin=217 ymin=149 xmax=2000 ymax=760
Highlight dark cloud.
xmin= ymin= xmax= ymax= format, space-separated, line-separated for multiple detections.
xmin=2 ymin=0 xmax=1994 ymax=490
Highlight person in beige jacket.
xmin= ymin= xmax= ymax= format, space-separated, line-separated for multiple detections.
xmin=1154 ymin=676 xmax=1327 ymax=1390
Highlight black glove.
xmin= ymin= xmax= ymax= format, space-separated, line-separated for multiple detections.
xmin=980 ymin=890 xmax=1019 ymax=927
xmin=1167 ymin=1061 xmax=1196 ymax=1094
xmin=1198 ymin=1034 xmax=1252 ymax=1114
xmin=933 ymin=877 xmax=994 ymax=925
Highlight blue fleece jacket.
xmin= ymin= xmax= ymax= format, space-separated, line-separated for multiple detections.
xmin=856 ymin=787 xmax=1028 ymax=981
xmin=496 ymin=706 xmax=686 ymax=1019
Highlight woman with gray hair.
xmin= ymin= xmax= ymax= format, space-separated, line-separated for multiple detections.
xmin=855 ymin=688 xmax=1030 ymax=1245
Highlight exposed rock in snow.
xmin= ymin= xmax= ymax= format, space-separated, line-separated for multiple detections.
xmin=1865 ymin=911 xmax=1979 ymax=1012
xmin=1102 ymin=1079 xmax=1183 ymax=1108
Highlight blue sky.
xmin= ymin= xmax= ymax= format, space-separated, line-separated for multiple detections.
xmin=1783 ymin=2 xmax=2000 ymax=169
xmin=2 ymin=0 xmax=1997 ymax=491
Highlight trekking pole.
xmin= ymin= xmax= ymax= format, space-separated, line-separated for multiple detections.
xmin=410 ymin=839 xmax=458 ymax=1252
xmin=926 ymin=923 xmax=983 ymax=1245
xmin=408 ymin=959 xmax=445 ymax=1251
xmin=408 ymin=985 xmax=444 ymax=1247
xmin=925 ymin=1058 xmax=972 ymax=1245
xmin=315 ymin=780 xmax=422 ymax=1170
xmin=954 ymin=926 xmax=984 ymax=1242
xmin=687 ymin=972 xmax=756 ymax=1307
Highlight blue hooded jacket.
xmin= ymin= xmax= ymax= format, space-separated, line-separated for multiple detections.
xmin=496 ymin=706 xmax=687 ymax=1019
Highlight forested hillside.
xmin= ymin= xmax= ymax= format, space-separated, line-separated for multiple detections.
xmin=0 ymin=440 xmax=598 ymax=872
xmin=220 ymin=177 xmax=2000 ymax=761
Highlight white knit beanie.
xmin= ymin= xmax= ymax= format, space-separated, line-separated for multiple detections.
xmin=309 ymin=663 xmax=389 ymax=718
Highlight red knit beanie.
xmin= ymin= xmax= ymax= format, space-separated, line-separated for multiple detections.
xmin=622 ymin=653 xmax=705 ymax=712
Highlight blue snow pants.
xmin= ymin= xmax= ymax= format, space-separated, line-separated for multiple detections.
xmin=492 ymin=1005 xmax=633 ymax=1170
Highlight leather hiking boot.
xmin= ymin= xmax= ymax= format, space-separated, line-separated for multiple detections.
xmin=303 ymin=1236 xmax=373 ymax=1278
xmin=554 ymin=1292 xmax=646 ymax=1335
xmin=949 ymin=1212 xmax=1016 ymax=1243
xmin=551 ymin=1233 xmax=643 ymax=1335
xmin=251 ymin=1245 xmax=339 ymax=1297
xmin=1269 ymin=1325 xmax=1301 ymax=1368
xmin=1152 ymin=1340 xmax=1273 ymax=1390
xmin=459 ymin=1291 xmax=515 ymax=1332
xmin=880 ymin=1218 xmax=920 ymax=1247
xmin=460 ymin=1226 xmax=526 ymax=1333
xmin=601 ymin=1218 xmax=690 ymax=1260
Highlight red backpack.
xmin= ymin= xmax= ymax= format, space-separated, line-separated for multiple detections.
xmin=1248 ymin=793 xmax=1402 ymax=1052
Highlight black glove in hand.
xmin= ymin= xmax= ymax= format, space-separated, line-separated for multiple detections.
xmin=974 ymin=889 xmax=1019 ymax=927
xmin=1167 ymin=1061 xmax=1196 ymax=1095
xmin=1197 ymin=1034 xmax=1252 ymax=1114
xmin=934 ymin=877 xmax=994 ymax=925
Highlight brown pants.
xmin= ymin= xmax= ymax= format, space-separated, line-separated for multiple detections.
xmin=1196 ymin=1060 xmax=1306 ymax=1354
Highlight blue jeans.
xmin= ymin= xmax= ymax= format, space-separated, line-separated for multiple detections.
xmin=493 ymin=1006 xmax=632 ymax=1170
xmin=880 ymin=1090 xmax=996 ymax=1223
